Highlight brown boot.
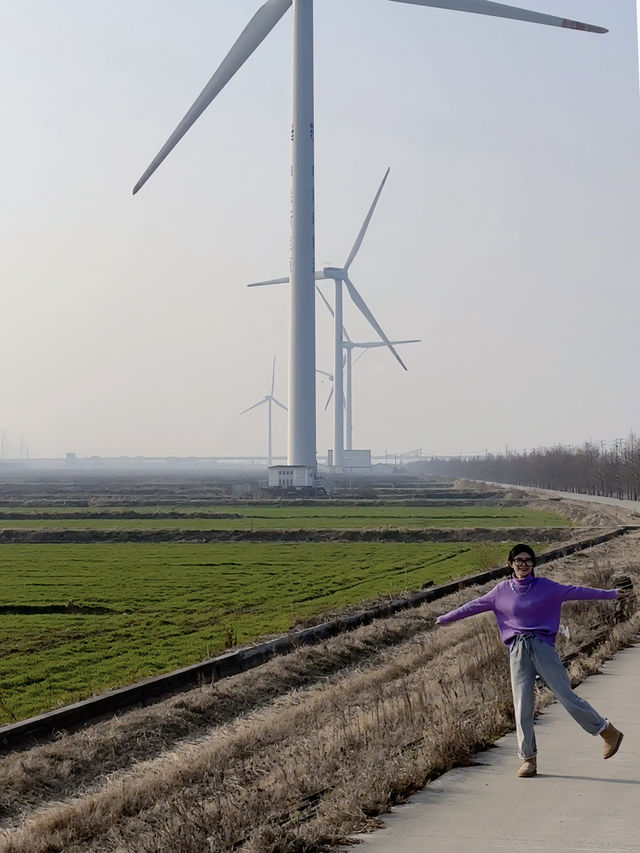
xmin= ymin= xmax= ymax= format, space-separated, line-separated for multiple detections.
xmin=600 ymin=723 xmax=623 ymax=759
xmin=517 ymin=757 xmax=537 ymax=777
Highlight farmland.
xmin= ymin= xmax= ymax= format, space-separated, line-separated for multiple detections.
xmin=1 ymin=539 xmax=529 ymax=722
xmin=0 ymin=504 xmax=569 ymax=530
xmin=0 ymin=492 xmax=575 ymax=723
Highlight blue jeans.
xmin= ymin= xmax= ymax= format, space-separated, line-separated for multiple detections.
xmin=509 ymin=633 xmax=607 ymax=760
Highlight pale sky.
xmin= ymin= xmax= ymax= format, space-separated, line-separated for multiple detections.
xmin=1 ymin=0 xmax=639 ymax=461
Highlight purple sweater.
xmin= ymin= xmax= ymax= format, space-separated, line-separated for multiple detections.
xmin=437 ymin=576 xmax=618 ymax=646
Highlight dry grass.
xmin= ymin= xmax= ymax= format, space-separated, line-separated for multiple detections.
xmin=1 ymin=524 xmax=638 ymax=853
xmin=0 ymin=618 xmax=511 ymax=853
xmin=0 ymin=607 xmax=446 ymax=820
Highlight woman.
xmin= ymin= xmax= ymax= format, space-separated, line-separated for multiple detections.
xmin=436 ymin=543 xmax=623 ymax=778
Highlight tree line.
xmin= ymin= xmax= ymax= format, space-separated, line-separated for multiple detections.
xmin=421 ymin=437 xmax=640 ymax=501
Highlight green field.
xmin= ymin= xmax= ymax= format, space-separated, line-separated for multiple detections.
xmin=0 ymin=504 xmax=569 ymax=530
xmin=0 ymin=539 xmax=533 ymax=722
xmin=0 ymin=503 xmax=565 ymax=722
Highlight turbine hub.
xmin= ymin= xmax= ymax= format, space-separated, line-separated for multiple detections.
xmin=323 ymin=266 xmax=346 ymax=280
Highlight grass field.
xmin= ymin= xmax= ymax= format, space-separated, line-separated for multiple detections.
xmin=0 ymin=539 xmax=538 ymax=722
xmin=0 ymin=504 xmax=569 ymax=530
xmin=0 ymin=503 xmax=566 ymax=723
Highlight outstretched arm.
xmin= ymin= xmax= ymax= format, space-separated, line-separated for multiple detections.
xmin=436 ymin=588 xmax=496 ymax=626
xmin=560 ymin=584 xmax=618 ymax=603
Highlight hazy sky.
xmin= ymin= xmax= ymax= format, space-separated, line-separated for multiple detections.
xmin=1 ymin=0 xmax=639 ymax=460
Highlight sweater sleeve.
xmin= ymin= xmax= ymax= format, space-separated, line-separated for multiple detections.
xmin=560 ymin=584 xmax=618 ymax=602
xmin=437 ymin=587 xmax=497 ymax=626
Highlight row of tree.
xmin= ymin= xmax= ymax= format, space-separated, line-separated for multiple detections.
xmin=422 ymin=437 xmax=640 ymax=501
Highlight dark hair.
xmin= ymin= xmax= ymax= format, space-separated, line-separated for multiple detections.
xmin=508 ymin=543 xmax=536 ymax=575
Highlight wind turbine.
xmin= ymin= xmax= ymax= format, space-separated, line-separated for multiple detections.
xmin=321 ymin=335 xmax=421 ymax=452
xmin=342 ymin=336 xmax=420 ymax=451
xmin=316 ymin=278 xmax=421 ymax=461
xmin=240 ymin=357 xmax=287 ymax=466
xmin=316 ymin=368 xmax=341 ymax=412
xmin=132 ymin=0 xmax=607 ymax=473
xmin=249 ymin=166 xmax=404 ymax=469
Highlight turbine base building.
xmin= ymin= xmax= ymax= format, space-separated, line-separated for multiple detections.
xmin=268 ymin=464 xmax=315 ymax=490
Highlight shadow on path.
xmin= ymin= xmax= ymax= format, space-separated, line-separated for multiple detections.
xmin=538 ymin=773 xmax=640 ymax=785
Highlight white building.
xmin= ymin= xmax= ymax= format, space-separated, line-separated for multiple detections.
xmin=268 ymin=465 xmax=315 ymax=490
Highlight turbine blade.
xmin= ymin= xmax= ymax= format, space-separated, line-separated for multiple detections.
xmin=270 ymin=356 xmax=276 ymax=396
xmin=133 ymin=0 xmax=293 ymax=194
xmin=247 ymin=276 xmax=291 ymax=287
xmin=240 ymin=398 xmax=267 ymax=415
xmin=316 ymin=368 xmax=334 ymax=380
xmin=271 ymin=397 xmax=288 ymax=411
xmin=248 ymin=270 xmax=326 ymax=287
xmin=325 ymin=385 xmax=334 ymax=411
xmin=353 ymin=339 xmax=421 ymax=348
xmin=344 ymin=167 xmax=391 ymax=271
xmin=387 ymin=0 xmax=607 ymax=33
xmin=316 ymin=283 xmax=335 ymax=318
xmin=316 ymin=283 xmax=349 ymax=342
xmin=343 ymin=274 xmax=407 ymax=371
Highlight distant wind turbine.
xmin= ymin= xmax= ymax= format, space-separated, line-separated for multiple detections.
xmin=240 ymin=357 xmax=287 ymax=466
xmin=132 ymin=0 xmax=607 ymax=471
xmin=249 ymin=167 xmax=411 ymax=468
xmin=325 ymin=335 xmax=421 ymax=452
xmin=316 ymin=368 xmax=342 ymax=414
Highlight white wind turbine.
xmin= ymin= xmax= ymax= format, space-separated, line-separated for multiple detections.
xmin=321 ymin=335 xmax=421 ymax=453
xmin=249 ymin=166 xmax=405 ymax=469
xmin=342 ymin=336 xmax=420 ymax=452
xmin=316 ymin=368 xmax=339 ymax=410
xmin=240 ymin=357 xmax=287 ymax=466
xmin=132 ymin=0 xmax=607 ymax=472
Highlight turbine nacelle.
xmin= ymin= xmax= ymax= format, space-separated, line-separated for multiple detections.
xmin=323 ymin=267 xmax=347 ymax=280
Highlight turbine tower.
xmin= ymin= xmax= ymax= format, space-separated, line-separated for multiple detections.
xmin=342 ymin=336 xmax=420 ymax=451
xmin=249 ymin=167 xmax=405 ymax=469
xmin=323 ymin=336 xmax=421 ymax=452
xmin=240 ymin=357 xmax=287 ymax=466
xmin=132 ymin=0 xmax=607 ymax=472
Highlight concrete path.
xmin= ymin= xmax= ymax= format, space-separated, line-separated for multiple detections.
xmin=494 ymin=483 xmax=640 ymax=514
xmin=351 ymin=644 xmax=639 ymax=852
xmin=530 ymin=487 xmax=640 ymax=514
